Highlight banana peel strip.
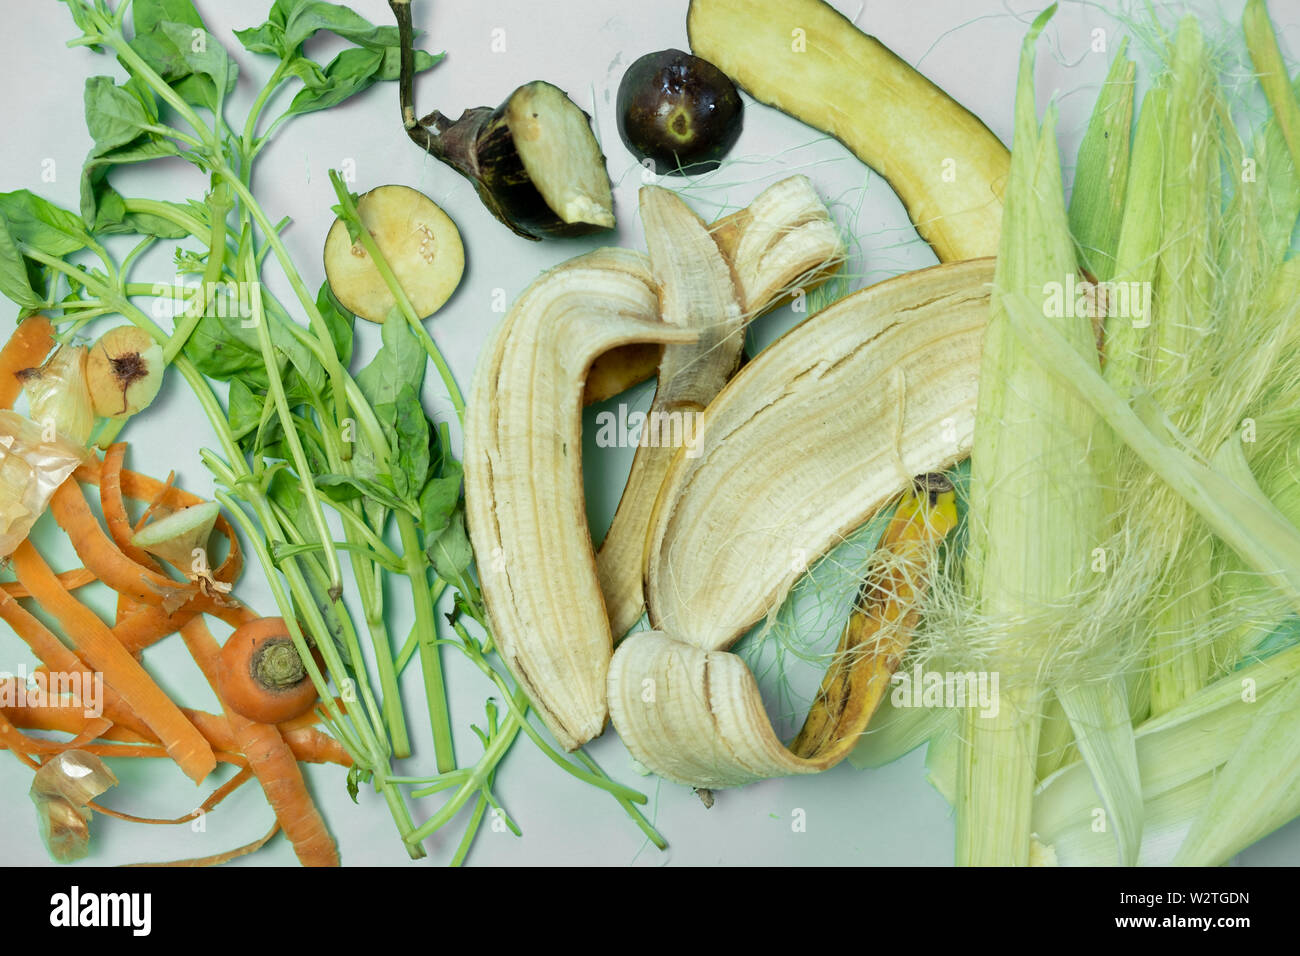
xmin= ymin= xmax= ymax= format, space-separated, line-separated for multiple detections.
xmin=644 ymin=258 xmax=993 ymax=652
xmin=596 ymin=187 xmax=745 ymax=641
xmin=583 ymin=175 xmax=844 ymax=405
xmin=597 ymin=176 xmax=846 ymax=639
xmin=609 ymin=477 xmax=958 ymax=789
xmin=463 ymin=249 xmax=697 ymax=751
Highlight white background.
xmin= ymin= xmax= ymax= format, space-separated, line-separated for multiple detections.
xmin=1 ymin=0 xmax=1298 ymax=866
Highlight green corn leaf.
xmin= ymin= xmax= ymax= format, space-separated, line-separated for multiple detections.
xmin=957 ymin=1 xmax=1112 ymax=867
xmin=1055 ymin=679 xmax=1143 ymax=865
xmin=1068 ymin=37 xmax=1134 ymax=281
xmin=1244 ymin=0 xmax=1300 ymax=172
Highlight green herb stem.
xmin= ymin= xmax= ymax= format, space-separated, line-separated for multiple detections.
xmin=220 ymin=168 xmax=353 ymax=444
xmin=407 ymin=690 xmax=526 ymax=845
xmin=241 ymin=244 xmax=345 ymax=597
xmin=398 ymin=512 xmax=456 ymax=772
xmin=163 ymin=182 xmax=231 ymax=363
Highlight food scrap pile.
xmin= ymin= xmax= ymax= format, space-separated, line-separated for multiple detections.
xmin=2 ymin=0 xmax=1299 ymax=867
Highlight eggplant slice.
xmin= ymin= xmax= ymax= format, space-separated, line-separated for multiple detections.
xmin=324 ymin=184 xmax=465 ymax=324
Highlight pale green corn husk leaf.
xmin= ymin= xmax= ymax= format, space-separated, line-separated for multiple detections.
xmin=1034 ymin=645 xmax=1300 ymax=864
xmin=1102 ymin=84 xmax=1165 ymax=400
xmin=1055 ymin=678 xmax=1143 ymax=865
xmin=1173 ymin=669 xmax=1300 ymax=864
xmin=1244 ymin=0 xmax=1300 ymax=170
xmin=957 ymin=2 xmax=1113 ymax=866
xmin=926 ymin=725 xmax=960 ymax=807
xmin=849 ymin=701 xmax=956 ymax=770
xmin=1003 ymin=291 xmax=1300 ymax=617
xmin=1068 ymin=37 xmax=1135 ymax=282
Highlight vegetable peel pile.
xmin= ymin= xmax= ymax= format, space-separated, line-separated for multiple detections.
xmin=4 ymin=0 xmax=1300 ymax=868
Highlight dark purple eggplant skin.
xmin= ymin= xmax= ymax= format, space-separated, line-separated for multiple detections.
xmin=617 ymin=49 xmax=743 ymax=176
xmin=424 ymin=84 xmax=611 ymax=241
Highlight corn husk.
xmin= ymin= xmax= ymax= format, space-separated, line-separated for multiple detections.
xmin=955 ymin=5 xmax=1115 ymax=866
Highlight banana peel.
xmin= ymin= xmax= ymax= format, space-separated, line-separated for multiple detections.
xmin=608 ymin=475 xmax=958 ymax=788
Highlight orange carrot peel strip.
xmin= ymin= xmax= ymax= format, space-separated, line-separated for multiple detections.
xmin=10 ymin=541 xmax=217 ymax=783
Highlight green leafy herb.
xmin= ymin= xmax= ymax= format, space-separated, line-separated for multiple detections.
xmin=427 ymin=505 xmax=473 ymax=582
xmin=0 ymin=190 xmax=91 ymax=257
xmin=0 ymin=217 xmax=42 ymax=311
xmin=356 ymin=311 xmax=426 ymax=407
xmin=419 ymin=460 xmax=463 ymax=540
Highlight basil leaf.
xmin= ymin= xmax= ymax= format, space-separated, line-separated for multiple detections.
xmin=427 ymin=505 xmax=473 ymax=581
xmin=370 ymin=44 xmax=442 ymax=83
xmin=234 ymin=21 xmax=285 ymax=57
xmin=317 ymin=283 xmax=354 ymax=366
xmin=227 ymin=377 xmax=264 ymax=442
xmin=263 ymin=424 xmax=330 ymax=475
xmin=418 ymin=459 xmax=462 ymax=539
xmin=268 ymin=468 xmax=312 ymax=529
xmin=84 ymin=75 xmax=157 ymax=152
xmin=81 ymin=137 xmax=184 ymax=237
xmin=132 ymin=21 xmax=238 ymax=113
xmin=234 ymin=0 xmax=294 ymax=57
xmin=0 ymin=191 xmax=89 ymax=258
xmin=315 ymin=473 xmax=413 ymax=515
xmin=132 ymin=0 xmax=206 ymax=35
xmin=60 ymin=0 xmax=103 ymax=43
xmin=279 ymin=1 xmax=403 ymax=51
xmin=278 ymin=329 xmax=327 ymax=404
xmin=287 ymin=46 xmax=441 ymax=117
xmin=287 ymin=47 xmax=381 ymax=116
xmin=0 ymin=216 xmax=42 ymax=310
xmin=182 ymin=314 xmax=270 ymax=386
xmin=283 ymin=55 xmax=330 ymax=91
xmin=355 ymin=314 xmax=424 ymax=408
xmin=375 ymin=384 xmax=430 ymax=502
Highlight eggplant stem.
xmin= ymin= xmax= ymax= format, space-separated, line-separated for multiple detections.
xmin=391 ymin=0 xmax=438 ymax=149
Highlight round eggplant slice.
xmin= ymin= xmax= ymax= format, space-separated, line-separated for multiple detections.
xmin=324 ymin=184 xmax=465 ymax=323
